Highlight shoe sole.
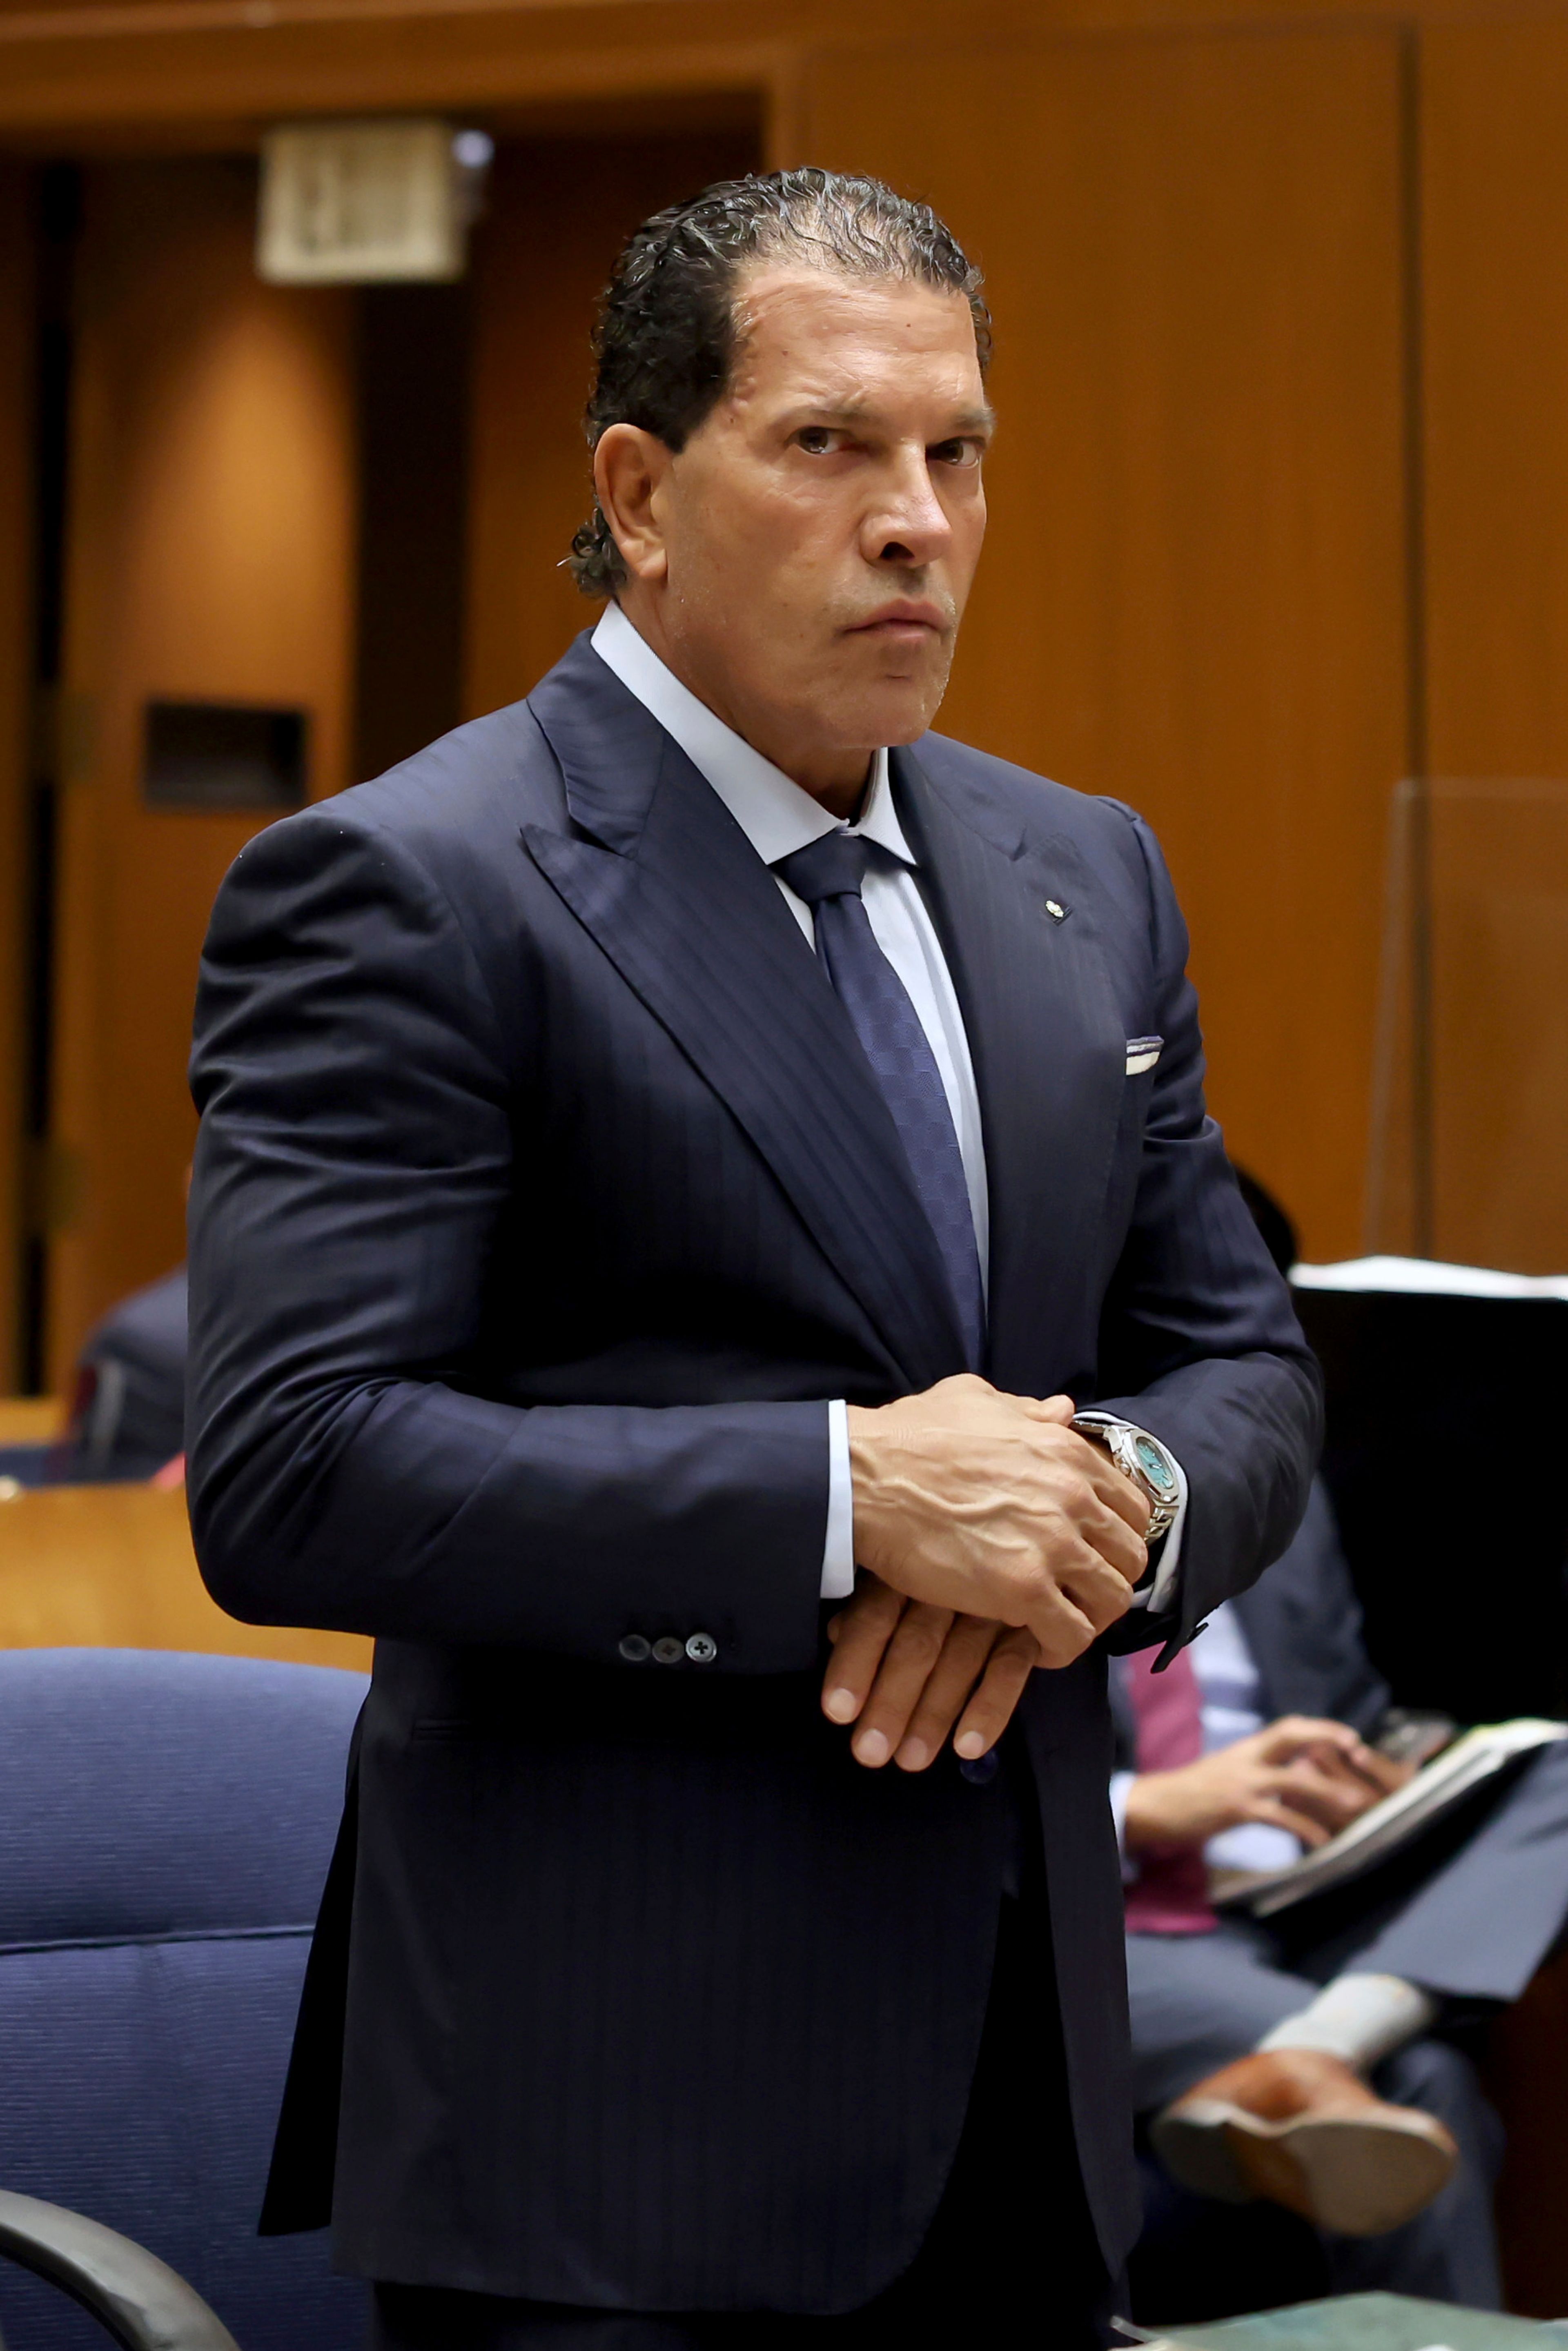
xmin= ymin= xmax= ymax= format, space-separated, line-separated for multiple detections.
xmin=1150 ymin=2098 xmax=1457 ymax=2236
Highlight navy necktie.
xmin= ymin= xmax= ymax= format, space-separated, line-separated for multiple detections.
xmin=775 ymin=831 xmax=984 ymax=1369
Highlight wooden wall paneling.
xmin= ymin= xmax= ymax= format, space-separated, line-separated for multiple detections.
xmin=463 ymin=127 xmax=760 ymax=719
xmin=0 ymin=0 xmax=1555 ymax=154
xmin=0 ymin=1397 xmax=62 ymax=1444
xmin=0 ymin=16 xmax=796 ymax=147
xmin=1421 ymin=780 xmax=1568 ymax=1273
xmin=1423 ymin=19 xmax=1568 ymax=779
xmin=0 ymin=1481 xmax=372 ymax=1670
xmin=49 ymin=156 xmax=356 ymax=1387
xmin=802 ymin=23 xmax=1409 ymax=1262
xmin=0 ymin=165 xmax=33 ymax=1396
xmin=1421 ymin=20 xmax=1568 ymax=1273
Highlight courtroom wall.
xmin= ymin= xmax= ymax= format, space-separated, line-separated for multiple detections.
xmin=0 ymin=166 xmax=32 ymax=1394
xmin=2 ymin=0 xmax=1568 ymax=1377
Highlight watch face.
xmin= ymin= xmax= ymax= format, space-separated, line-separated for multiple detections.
xmin=1134 ymin=1436 xmax=1177 ymax=1498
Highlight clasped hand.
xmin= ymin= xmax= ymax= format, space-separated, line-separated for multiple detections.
xmin=820 ymin=1374 xmax=1152 ymax=1774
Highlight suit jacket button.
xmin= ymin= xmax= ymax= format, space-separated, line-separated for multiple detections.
xmin=652 ymin=1636 xmax=685 ymax=1665
xmin=685 ymin=1632 xmax=717 ymax=1664
xmin=618 ymin=1634 xmax=651 ymax=1663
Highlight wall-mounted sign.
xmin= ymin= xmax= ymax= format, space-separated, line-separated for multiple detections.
xmin=257 ymin=119 xmax=492 ymax=285
xmin=142 ymin=700 xmax=307 ymax=810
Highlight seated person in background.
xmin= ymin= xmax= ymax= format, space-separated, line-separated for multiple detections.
xmin=64 ymin=1263 xmax=187 ymax=1482
xmin=1116 ymin=1173 xmax=1568 ymax=2311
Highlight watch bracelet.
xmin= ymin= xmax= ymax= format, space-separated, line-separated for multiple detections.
xmin=1071 ymin=1414 xmax=1178 ymax=1543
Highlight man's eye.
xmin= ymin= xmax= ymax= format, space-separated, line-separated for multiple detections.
xmin=931 ymin=439 xmax=982 ymax=468
xmin=795 ymin=427 xmax=837 ymax=455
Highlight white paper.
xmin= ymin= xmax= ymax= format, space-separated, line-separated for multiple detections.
xmin=1219 ymin=1719 xmax=1568 ymax=1919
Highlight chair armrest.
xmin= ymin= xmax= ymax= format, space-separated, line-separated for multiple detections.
xmin=0 ymin=2189 xmax=241 ymax=2349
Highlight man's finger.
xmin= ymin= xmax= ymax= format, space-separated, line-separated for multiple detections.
xmin=820 ymin=1579 xmax=905 ymax=1725
xmin=1065 ymin=1435 xmax=1154 ymax=1536
xmin=1046 ymin=1464 xmax=1150 ymax=1581
xmin=1018 ymin=1573 xmax=1102 ymax=1670
xmin=1262 ymin=1717 xmax=1367 ymax=1763
xmin=848 ymin=1603 xmax=956 ymax=1766
xmin=1288 ymin=1728 xmax=1403 ymax=1797
xmin=889 ymin=1616 xmax=1004 ymax=1771
xmin=1054 ymin=1547 xmax=1140 ymax=1634
xmin=1245 ymin=1794 xmax=1334 ymax=1847
xmin=1292 ymin=1771 xmax=1380 ymax=1828
xmin=1080 ymin=1509 xmax=1149 ymax=1587
xmin=1012 ymin=1393 xmax=1078 ymax=1426
xmin=1264 ymin=1762 xmax=1373 ymax=1833
xmin=951 ymin=1629 xmax=1039 ymax=1761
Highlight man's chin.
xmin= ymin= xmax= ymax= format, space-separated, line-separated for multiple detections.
xmin=827 ymin=672 xmax=951 ymax=751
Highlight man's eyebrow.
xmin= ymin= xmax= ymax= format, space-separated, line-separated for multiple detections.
xmin=780 ymin=400 xmax=997 ymax=435
xmin=946 ymin=405 xmax=997 ymax=436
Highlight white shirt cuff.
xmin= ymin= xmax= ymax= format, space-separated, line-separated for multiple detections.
xmin=1109 ymin=1769 xmax=1138 ymax=1879
xmin=822 ymin=1405 xmax=1188 ymax=1610
xmin=820 ymin=1400 xmax=856 ymax=1600
xmin=1073 ymin=1414 xmax=1188 ymax=1614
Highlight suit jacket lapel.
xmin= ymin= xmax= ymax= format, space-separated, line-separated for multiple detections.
xmin=523 ymin=639 xmax=967 ymax=1391
xmin=892 ymin=743 xmax=1127 ymax=1395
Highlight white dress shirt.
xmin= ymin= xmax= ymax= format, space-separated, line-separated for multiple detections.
xmin=591 ymin=599 xmax=1185 ymax=1607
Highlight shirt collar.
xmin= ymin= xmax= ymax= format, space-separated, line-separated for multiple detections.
xmin=591 ymin=600 xmax=914 ymax=870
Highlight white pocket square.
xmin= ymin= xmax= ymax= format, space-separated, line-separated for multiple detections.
xmin=1125 ymin=1036 xmax=1163 ymax=1076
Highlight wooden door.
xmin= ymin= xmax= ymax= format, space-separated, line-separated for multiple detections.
xmin=463 ymin=127 xmax=759 ymax=720
xmin=41 ymin=127 xmax=761 ymax=1391
xmin=0 ymin=165 xmax=33 ymax=1395
xmin=46 ymin=156 xmax=356 ymax=1389
xmin=804 ymin=25 xmax=1410 ymax=1262
xmin=1419 ymin=19 xmax=1568 ymax=1274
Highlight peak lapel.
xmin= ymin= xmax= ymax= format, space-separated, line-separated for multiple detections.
xmin=524 ymin=640 xmax=967 ymax=1391
xmin=893 ymin=744 xmax=1127 ymax=1396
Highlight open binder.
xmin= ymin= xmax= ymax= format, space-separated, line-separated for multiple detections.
xmin=1214 ymin=1718 xmax=1567 ymax=1919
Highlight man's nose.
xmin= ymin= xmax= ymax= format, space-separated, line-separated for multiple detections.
xmin=862 ymin=450 xmax=951 ymax=568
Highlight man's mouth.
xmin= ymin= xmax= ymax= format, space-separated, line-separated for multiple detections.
xmin=845 ymin=602 xmax=949 ymax=642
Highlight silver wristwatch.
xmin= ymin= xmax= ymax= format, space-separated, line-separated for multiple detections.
xmin=1070 ymin=1413 xmax=1181 ymax=1544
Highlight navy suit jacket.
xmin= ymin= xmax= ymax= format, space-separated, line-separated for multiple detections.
xmin=1231 ymin=1480 xmax=1391 ymax=1737
xmin=186 ymin=632 xmax=1320 ymax=2313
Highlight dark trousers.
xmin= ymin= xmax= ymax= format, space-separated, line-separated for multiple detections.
xmin=368 ymin=1864 xmax=1111 ymax=2349
xmin=1281 ymin=1736 xmax=1568 ymax=2006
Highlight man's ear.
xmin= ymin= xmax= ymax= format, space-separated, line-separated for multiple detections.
xmin=595 ymin=425 xmax=674 ymax=586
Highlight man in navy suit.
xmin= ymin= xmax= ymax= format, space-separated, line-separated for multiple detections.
xmin=1114 ymin=1187 xmax=1568 ymax=2308
xmin=186 ymin=170 xmax=1319 ymax=2347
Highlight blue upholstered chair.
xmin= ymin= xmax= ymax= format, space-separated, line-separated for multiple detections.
xmin=0 ymin=1648 xmax=369 ymax=2349
xmin=0 ymin=1445 xmax=56 ymax=1488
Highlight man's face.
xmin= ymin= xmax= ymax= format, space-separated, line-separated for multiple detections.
xmin=598 ymin=264 xmax=992 ymax=804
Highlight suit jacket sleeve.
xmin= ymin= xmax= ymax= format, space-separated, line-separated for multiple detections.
xmin=1091 ymin=805 xmax=1323 ymax=1653
xmin=185 ymin=804 xmax=829 ymax=1674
